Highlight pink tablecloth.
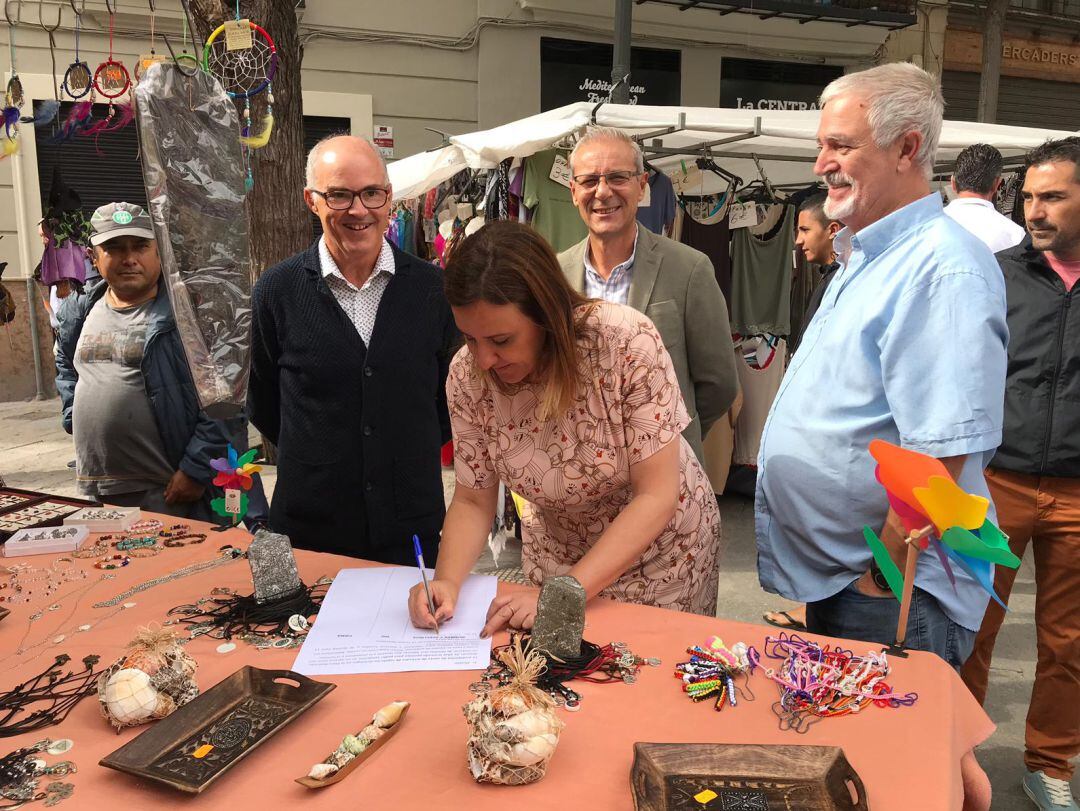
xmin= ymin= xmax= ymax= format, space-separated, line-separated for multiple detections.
xmin=0 ymin=517 xmax=993 ymax=809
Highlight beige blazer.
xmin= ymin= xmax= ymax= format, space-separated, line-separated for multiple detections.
xmin=559 ymin=227 xmax=739 ymax=463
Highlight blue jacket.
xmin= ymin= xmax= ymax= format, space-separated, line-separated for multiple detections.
xmin=55 ymin=278 xmax=246 ymax=513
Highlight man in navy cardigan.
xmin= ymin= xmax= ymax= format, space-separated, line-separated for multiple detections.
xmin=248 ymin=136 xmax=456 ymax=564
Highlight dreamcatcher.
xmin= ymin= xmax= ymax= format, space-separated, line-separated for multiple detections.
xmin=202 ymin=7 xmax=277 ymax=191
xmin=92 ymin=0 xmax=132 ymax=101
xmin=1 ymin=1 xmax=24 ymax=158
xmin=134 ymin=0 xmax=167 ymax=83
xmin=61 ymin=3 xmax=92 ymax=99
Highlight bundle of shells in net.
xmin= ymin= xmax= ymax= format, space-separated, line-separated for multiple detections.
xmin=97 ymin=626 xmax=199 ymax=731
xmin=462 ymin=635 xmax=565 ymax=786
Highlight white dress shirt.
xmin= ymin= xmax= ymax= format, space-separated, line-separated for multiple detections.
xmin=583 ymin=229 xmax=639 ymax=304
xmin=944 ymin=197 xmax=1026 ymax=254
xmin=318 ymin=237 xmax=396 ymax=346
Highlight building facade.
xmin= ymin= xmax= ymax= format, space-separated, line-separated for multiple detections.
xmin=1 ymin=0 xmax=932 ymax=400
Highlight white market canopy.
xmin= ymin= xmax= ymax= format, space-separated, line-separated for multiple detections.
xmin=389 ymin=101 xmax=1078 ymax=199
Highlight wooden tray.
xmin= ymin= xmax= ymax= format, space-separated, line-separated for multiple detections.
xmin=0 ymin=490 xmax=101 ymax=542
xmin=100 ymin=666 xmax=335 ymax=793
xmin=295 ymin=703 xmax=409 ymax=789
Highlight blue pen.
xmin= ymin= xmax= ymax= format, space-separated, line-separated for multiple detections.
xmin=413 ymin=535 xmax=439 ymax=634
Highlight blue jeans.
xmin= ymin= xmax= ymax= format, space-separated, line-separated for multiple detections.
xmin=805 ymin=579 xmax=976 ymax=670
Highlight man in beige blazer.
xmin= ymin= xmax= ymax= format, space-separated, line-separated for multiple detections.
xmin=558 ymin=126 xmax=738 ymax=463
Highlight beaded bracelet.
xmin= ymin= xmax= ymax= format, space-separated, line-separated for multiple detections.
xmin=128 ymin=519 xmax=164 ymax=535
xmin=95 ymin=554 xmax=131 ymax=570
xmin=72 ymin=542 xmax=109 ymax=560
xmin=127 ymin=546 xmax=162 ymax=558
xmin=163 ymin=534 xmax=207 ymax=548
xmin=159 ymin=524 xmax=192 ymax=539
xmin=114 ymin=536 xmax=157 ymax=551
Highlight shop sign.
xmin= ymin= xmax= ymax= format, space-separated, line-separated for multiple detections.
xmin=540 ymin=37 xmax=681 ymax=111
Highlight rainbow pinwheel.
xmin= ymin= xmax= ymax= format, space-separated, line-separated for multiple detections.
xmin=863 ymin=440 xmax=1020 ymax=631
xmin=209 ymin=445 xmax=262 ymax=524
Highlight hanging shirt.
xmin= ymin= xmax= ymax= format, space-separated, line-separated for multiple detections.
xmin=755 ymin=193 xmax=1009 ymax=632
xmin=730 ymin=205 xmax=795 ymax=336
xmin=319 ymin=236 xmax=396 ymax=346
xmin=944 ymin=197 xmax=1026 ymax=254
xmin=522 ymin=149 xmax=588 ymax=252
xmin=583 ymin=230 xmax=638 ymax=305
xmin=636 ymin=171 xmax=677 ymax=235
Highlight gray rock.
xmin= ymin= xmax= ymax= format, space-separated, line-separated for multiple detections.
xmin=531 ymin=575 xmax=586 ymax=660
xmin=248 ymin=529 xmax=303 ymax=604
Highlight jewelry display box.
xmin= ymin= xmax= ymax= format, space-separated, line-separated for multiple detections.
xmin=2 ymin=525 xmax=90 ymax=557
xmin=0 ymin=488 xmax=100 ymax=544
xmin=64 ymin=506 xmax=141 ymax=533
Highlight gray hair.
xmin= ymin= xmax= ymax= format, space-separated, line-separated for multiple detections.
xmin=819 ymin=63 xmax=943 ymax=179
xmin=568 ymin=126 xmax=645 ymax=174
xmin=305 ymin=134 xmax=389 ymax=188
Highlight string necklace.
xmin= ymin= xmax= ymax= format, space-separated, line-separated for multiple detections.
xmin=92 ymin=547 xmax=245 ymax=608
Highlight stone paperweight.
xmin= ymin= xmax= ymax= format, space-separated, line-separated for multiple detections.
xmin=531 ymin=575 xmax=586 ymax=660
xmin=248 ymin=529 xmax=303 ymax=604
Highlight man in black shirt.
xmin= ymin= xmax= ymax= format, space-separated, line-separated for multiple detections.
xmin=794 ymin=191 xmax=841 ymax=343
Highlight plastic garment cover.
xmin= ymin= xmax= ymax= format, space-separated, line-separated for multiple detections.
xmin=40 ymin=239 xmax=88 ymax=286
xmin=134 ymin=62 xmax=252 ymax=419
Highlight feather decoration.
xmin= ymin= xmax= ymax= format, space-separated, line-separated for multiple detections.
xmin=52 ymin=102 xmax=94 ymax=142
xmin=0 ymin=134 xmax=17 ymax=158
xmin=21 ymin=100 xmax=60 ymax=127
xmin=239 ymin=112 xmax=274 ymax=149
xmin=102 ymin=102 xmax=134 ymax=133
xmin=2 ymin=106 xmax=19 ymax=139
xmin=81 ymin=110 xmax=114 ymax=137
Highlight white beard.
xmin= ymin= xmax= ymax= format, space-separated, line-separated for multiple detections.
xmin=823 ymin=186 xmax=858 ymax=223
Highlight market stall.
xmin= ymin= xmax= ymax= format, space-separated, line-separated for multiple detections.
xmin=0 ymin=511 xmax=991 ymax=810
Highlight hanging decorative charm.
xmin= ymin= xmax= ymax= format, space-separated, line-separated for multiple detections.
xmin=62 ymin=10 xmax=92 ymax=100
xmin=0 ymin=739 xmax=76 ymax=807
xmin=92 ymin=4 xmax=132 ymax=100
xmin=1 ymin=1 xmax=24 ymax=158
xmin=202 ymin=15 xmax=278 ymax=190
xmin=97 ymin=627 xmax=199 ymax=731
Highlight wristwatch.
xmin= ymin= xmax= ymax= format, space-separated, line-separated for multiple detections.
xmin=869 ymin=562 xmax=891 ymax=592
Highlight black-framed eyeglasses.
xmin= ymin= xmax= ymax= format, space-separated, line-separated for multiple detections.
xmin=571 ymin=171 xmax=642 ymax=191
xmin=311 ymin=187 xmax=391 ymax=210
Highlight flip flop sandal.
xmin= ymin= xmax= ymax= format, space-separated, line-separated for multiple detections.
xmin=763 ymin=610 xmax=807 ymax=632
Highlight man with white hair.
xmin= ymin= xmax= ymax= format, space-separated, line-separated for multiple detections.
xmin=755 ymin=63 xmax=1006 ymax=807
xmin=248 ymin=135 xmax=457 ymax=564
xmin=558 ymin=126 xmax=739 ymax=464
xmin=757 ymin=64 xmax=1009 ymax=660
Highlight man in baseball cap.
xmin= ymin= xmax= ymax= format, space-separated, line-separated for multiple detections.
xmin=54 ymin=201 xmax=258 ymax=521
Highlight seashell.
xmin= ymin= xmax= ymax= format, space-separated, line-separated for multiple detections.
xmin=341 ymin=734 xmax=367 ymax=755
xmin=372 ymin=700 xmax=409 ymax=729
xmin=102 ymin=668 xmax=159 ymax=724
xmin=358 ymin=723 xmax=387 ymax=744
xmin=327 ymin=749 xmax=353 ymax=768
xmin=307 ymin=763 xmax=339 ymax=780
xmin=492 ymin=708 xmax=556 ymax=742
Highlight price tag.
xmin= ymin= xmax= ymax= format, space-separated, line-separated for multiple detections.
xmin=225 ymin=19 xmax=254 ymax=51
xmin=549 ymin=153 xmax=573 ymax=189
xmin=224 ymin=489 xmax=242 ymax=515
xmin=138 ymin=53 xmax=166 ymax=73
xmin=728 ymin=201 xmax=759 ymax=229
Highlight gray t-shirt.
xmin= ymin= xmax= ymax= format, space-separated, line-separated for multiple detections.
xmin=72 ymin=296 xmax=174 ymax=497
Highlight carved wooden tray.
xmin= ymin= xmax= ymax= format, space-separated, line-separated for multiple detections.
xmin=100 ymin=666 xmax=335 ymax=793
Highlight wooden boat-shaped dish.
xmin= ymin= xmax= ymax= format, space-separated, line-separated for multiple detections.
xmin=295 ymin=702 xmax=410 ymax=788
xmin=100 ymin=666 xmax=335 ymax=793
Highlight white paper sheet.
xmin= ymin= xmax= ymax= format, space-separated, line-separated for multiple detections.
xmin=291 ymin=567 xmax=497 ymax=675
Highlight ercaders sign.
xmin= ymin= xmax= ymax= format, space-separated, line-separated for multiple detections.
xmin=944 ymin=29 xmax=1080 ymax=82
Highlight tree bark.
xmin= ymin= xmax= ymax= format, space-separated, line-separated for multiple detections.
xmin=189 ymin=0 xmax=308 ymax=463
xmin=188 ymin=0 xmax=311 ymax=276
xmin=977 ymin=0 xmax=1009 ymax=123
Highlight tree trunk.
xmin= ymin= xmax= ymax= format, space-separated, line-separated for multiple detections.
xmin=188 ymin=0 xmax=311 ymax=275
xmin=977 ymin=0 xmax=1009 ymax=123
xmin=189 ymin=0 xmax=308 ymax=463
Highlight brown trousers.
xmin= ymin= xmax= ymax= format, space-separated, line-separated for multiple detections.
xmin=961 ymin=467 xmax=1080 ymax=780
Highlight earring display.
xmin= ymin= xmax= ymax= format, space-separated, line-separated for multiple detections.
xmin=2 ymin=525 xmax=89 ymax=558
xmin=0 ymin=489 xmax=100 ymax=543
xmin=63 ymin=507 xmax=141 ymax=533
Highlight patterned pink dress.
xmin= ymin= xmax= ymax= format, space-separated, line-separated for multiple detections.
xmin=449 ymin=301 xmax=722 ymax=616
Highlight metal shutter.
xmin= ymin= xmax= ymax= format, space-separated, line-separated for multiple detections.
xmin=33 ymin=102 xmax=349 ymax=240
xmin=942 ymin=70 xmax=1080 ymax=131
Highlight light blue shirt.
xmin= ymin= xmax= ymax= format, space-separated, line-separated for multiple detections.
xmin=755 ymin=193 xmax=1009 ymax=631
xmin=583 ymin=229 xmax=638 ymax=304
